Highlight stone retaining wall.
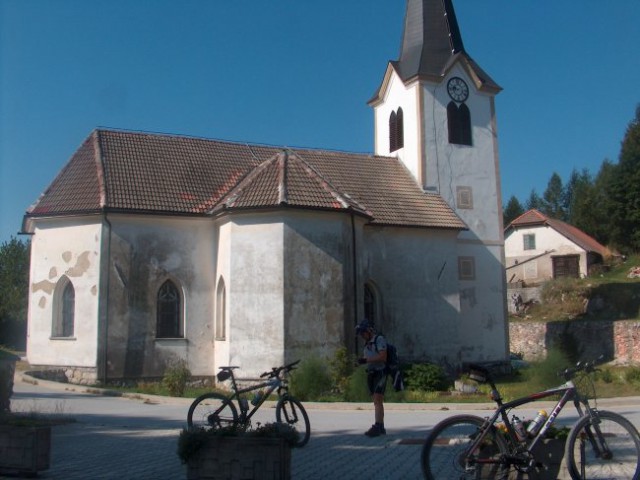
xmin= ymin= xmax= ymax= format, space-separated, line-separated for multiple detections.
xmin=510 ymin=319 xmax=640 ymax=364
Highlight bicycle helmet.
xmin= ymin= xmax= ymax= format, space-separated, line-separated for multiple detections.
xmin=355 ymin=320 xmax=373 ymax=334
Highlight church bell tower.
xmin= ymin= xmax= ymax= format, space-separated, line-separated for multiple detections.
xmin=369 ymin=0 xmax=508 ymax=360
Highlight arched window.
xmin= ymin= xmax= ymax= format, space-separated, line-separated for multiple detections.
xmin=157 ymin=280 xmax=183 ymax=338
xmin=364 ymin=282 xmax=380 ymax=328
xmin=396 ymin=107 xmax=404 ymax=149
xmin=389 ymin=111 xmax=397 ymax=152
xmin=215 ymin=278 xmax=226 ymax=340
xmin=447 ymin=101 xmax=472 ymax=146
xmin=53 ymin=277 xmax=75 ymax=337
xmin=389 ymin=108 xmax=405 ymax=153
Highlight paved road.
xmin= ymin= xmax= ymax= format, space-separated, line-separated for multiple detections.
xmin=6 ymin=374 xmax=640 ymax=479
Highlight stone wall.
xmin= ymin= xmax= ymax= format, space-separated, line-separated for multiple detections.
xmin=510 ymin=319 xmax=640 ymax=365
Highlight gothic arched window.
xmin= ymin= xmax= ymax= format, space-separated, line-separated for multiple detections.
xmin=447 ymin=101 xmax=472 ymax=146
xmin=215 ymin=277 xmax=226 ymax=340
xmin=364 ymin=282 xmax=380 ymax=328
xmin=53 ymin=277 xmax=75 ymax=338
xmin=157 ymin=280 xmax=183 ymax=338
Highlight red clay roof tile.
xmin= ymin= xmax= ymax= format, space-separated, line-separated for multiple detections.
xmin=26 ymin=129 xmax=466 ymax=230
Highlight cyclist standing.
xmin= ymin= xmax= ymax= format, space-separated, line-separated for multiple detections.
xmin=356 ymin=320 xmax=388 ymax=437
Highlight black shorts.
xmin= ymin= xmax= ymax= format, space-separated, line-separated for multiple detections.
xmin=367 ymin=369 xmax=387 ymax=395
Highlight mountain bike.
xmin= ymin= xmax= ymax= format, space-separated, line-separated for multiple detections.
xmin=187 ymin=360 xmax=310 ymax=447
xmin=421 ymin=356 xmax=640 ymax=479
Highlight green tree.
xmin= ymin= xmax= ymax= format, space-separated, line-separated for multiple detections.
xmin=503 ymin=195 xmax=524 ymax=226
xmin=0 ymin=237 xmax=30 ymax=350
xmin=565 ymin=168 xmax=595 ymax=230
xmin=590 ymin=160 xmax=617 ymax=246
xmin=541 ymin=172 xmax=566 ymax=220
xmin=608 ymin=106 xmax=640 ymax=252
xmin=525 ymin=189 xmax=543 ymax=211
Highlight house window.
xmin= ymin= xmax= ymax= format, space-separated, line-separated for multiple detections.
xmin=447 ymin=102 xmax=472 ymax=146
xmin=458 ymin=256 xmax=476 ymax=280
xmin=523 ymin=234 xmax=536 ymax=251
xmin=157 ymin=280 xmax=183 ymax=338
xmin=53 ymin=277 xmax=75 ymax=338
xmin=456 ymin=186 xmax=473 ymax=209
xmin=389 ymin=107 xmax=404 ymax=152
xmin=215 ymin=278 xmax=226 ymax=340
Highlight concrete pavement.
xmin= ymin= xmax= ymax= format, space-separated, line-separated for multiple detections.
xmin=6 ymin=372 xmax=640 ymax=479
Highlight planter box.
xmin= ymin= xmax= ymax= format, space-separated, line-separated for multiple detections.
xmin=0 ymin=425 xmax=51 ymax=476
xmin=186 ymin=436 xmax=291 ymax=480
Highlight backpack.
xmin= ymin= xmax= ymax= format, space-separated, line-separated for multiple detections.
xmin=374 ymin=335 xmax=404 ymax=392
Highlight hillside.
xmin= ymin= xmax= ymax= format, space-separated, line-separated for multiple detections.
xmin=511 ymin=254 xmax=640 ymax=323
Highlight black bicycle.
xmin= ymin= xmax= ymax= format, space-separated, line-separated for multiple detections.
xmin=187 ymin=360 xmax=310 ymax=447
xmin=421 ymin=356 xmax=640 ymax=479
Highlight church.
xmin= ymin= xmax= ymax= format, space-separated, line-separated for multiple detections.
xmin=22 ymin=0 xmax=508 ymax=384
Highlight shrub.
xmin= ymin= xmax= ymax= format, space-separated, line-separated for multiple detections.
xmin=328 ymin=347 xmax=355 ymax=394
xmin=596 ymin=368 xmax=614 ymax=384
xmin=162 ymin=359 xmax=191 ymax=397
xmin=404 ymin=363 xmax=449 ymax=392
xmin=624 ymin=367 xmax=640 ymax=384
xmin=343 ymin=367 xmax=370 ymax=402
xmin=522 ymin=348 xmax=570 ymax=391
xmin=289 ymin=356 xmax=332 ymax=401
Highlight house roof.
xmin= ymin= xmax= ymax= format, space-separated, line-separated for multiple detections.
xmin=24 ymin=129 xmax=466 ymax=230
xmin=369 ymin=0 xmax=500 ymax=105
xmin=506 ymin=209 xmax=608 ymax=256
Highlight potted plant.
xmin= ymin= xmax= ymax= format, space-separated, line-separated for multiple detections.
xmin=178 ymin=422 xmax=299 ymax=480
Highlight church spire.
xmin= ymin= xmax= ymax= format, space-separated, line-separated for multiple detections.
xmin=396 ymin=0 xmax=465 ymax=81
xmin=392 ymin=0 xmax=499 ymax=91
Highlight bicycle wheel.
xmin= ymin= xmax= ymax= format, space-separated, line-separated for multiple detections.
xmin=187 ymin=392 xmax=239 ymax=430
xmin=421 ymin=414 xmax=509 ymax=480
xmin=565 ymin=410 xmax=640 ymax=479
xmin=275 ymin=395 xmax=311 ymax=447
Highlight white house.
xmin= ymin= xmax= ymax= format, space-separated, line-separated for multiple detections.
xmin=22 ymin=0 xmax=508 ymax=384
xmin=505 ymin=209 xmax=608 ymax=285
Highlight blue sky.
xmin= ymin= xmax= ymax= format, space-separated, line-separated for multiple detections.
xmin=1 ymin=1 xmax=639 ymax=245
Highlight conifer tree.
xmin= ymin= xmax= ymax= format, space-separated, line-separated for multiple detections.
xmin=608 ymin=106 xmax=640 ymax=252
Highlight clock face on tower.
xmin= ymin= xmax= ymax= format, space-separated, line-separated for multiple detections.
xmin=447 ymin=77 xmax=469 ymax=102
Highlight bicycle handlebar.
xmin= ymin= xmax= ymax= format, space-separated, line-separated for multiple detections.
xmin=560 ymin=355 xmax=605 ymax=380
xmin=259 ymin=360 xmax=301 ymax=379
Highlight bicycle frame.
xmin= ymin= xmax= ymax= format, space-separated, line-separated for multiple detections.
xmin=224 ymin=370 xmax=286 ymax=424
xmin=470 ymin=376 xmax=587 ymax=468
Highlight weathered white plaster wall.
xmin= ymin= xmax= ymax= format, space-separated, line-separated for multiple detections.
xmin=373 ymin=69 xmax=421 ymax=179
xmin=225 ymin=213 xmax=285 ymax=378
xmin=27 ymin=218 xmax=102 ymax=368
xmin=457 ymin=242 xmax=509 ymax=362
xmin=282 ymin=211 xmax=350 ymax=362
xmin=104 ymin=215 xmax=215 ymax=379
xmin=422 ymin=66 xmax=502 ymax=242
xmin=362 ymin=226 xmax=462 ymax=361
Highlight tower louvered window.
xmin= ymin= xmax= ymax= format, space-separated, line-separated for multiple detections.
xmin=389 ymin=107 xmax=404 ymax=152
xmin=447 ymin=102 xmax=472 ymax=146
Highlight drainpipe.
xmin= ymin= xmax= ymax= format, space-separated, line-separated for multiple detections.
xmin=100 ymin=213 xmax=112 ymax=384
xmin=350 ymin=211 xmax=358 ymax=354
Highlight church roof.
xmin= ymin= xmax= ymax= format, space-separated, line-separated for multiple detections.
xmin=506 ymin=209 xmax=608 ymax=256
xmin=25 ymin=129 xmax=466 ymax=230
xmin=370 ymin=0 xmax=500 ymax=104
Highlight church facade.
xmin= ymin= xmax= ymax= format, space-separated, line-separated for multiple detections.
xmin=23 ymin=0 xmax=508 ymax=383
